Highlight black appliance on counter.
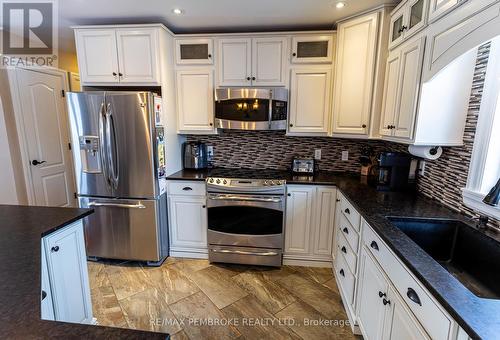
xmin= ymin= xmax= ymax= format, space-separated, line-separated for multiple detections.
xmin=377 ymin=152 xmax=414 ymax=192
xmin=183 ymin=142 xmax=208 ymax=169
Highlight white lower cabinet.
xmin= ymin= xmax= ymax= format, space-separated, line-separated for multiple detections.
xmin=284 ymin=185 xmax=336 ymax=264
xmin=41 ymin=220 xmax=93 ymax=324
xmin=167 ymin=181 xmax=208 ymax=257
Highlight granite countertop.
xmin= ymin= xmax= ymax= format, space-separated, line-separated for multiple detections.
xmin=167 ymin=169 xmax=500 ymax=339
xmin=0 ymin=205 xmax=168 ymax=339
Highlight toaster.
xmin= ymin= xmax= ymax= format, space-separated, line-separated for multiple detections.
xmin=291 ymin=158 xmax=315 ymax=174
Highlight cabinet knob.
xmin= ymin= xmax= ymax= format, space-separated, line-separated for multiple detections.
xmin=209 ymin=123 xmax=213 ymax=126
xmin=362 ymin=124 xmax=367 ymax=128
xmin=208 ymin=54 xmax=212 ymax=58
xmin=344 ymin=208 xmax=350 ymax=214
xmin=41 ymin=290 xmax=47 ymax=301
xmin=336 ymin=199 xmax=340 ymax=202
xmin=202 ymin=205 xmax=206 ymax=209
xmin=289 ymin=124 xmax=294 ymax=127
xmin=292 ymin=52 xmax=297 ymax=57
xmin=287 ymin=193 xmax=291 ymax=197
xmin=252 ymin=76 xmax=256 ymax=81
xmin=341 ymin=246 xmax=347 ymax=254
xmin=118 ymin=73 xmax=123 ymax=77
xmin=370 ymin=241 xmax=379 ymax=251
xmin=247 ymin=77 xmax=251 ymax=81
xmin=378 ymin=291 xmax=386 ymax=298
xmin=342 ymin=227 xmax=349 ymax=234
xmin=51 ymin=246 xmax=60 ymax=253
xmin=112 ymin=72 xmax=117 ymax=76
xmin=339 ymin=269 xmax=345 ymax=277
xmin=383 ymin=298 xmax=391 ymax=306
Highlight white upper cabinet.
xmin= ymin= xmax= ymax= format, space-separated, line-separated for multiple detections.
xmin=116 ymin=28 xmax=160 ymax=84
xmin=252 ymin=37 xmax=287 ymax=86
xmin=332 ymin=12 xmax=379 ymax=136
xmin=217 ymin=37 xmax=286 ymax=87
xmin=75 ymin=29 xmax=119 ymax=83
xmin=291 ymin=35 xmax=334 ymax=64
xmin=175 ymin=38 xmax=214 ymax=65
xmin=389 ymin=0 xmax=429 ymax=49
xmin=176 ymin=69 xmax=215 ymax=133
xmin=217 ymin=38 xmax=252 ymax=86
xmin=289 ymin=67 xmax=332 ymax=135
xmin=380 ymin=36 xmax=425 ymax=141
xmin=428 ymin=0 xmax=460 ymax=23
xmin=75 ymin=26 xmax=162 ymax=85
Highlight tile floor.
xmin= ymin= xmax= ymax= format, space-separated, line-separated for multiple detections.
xmin=87 ymin=258 xmax=359 ymax=340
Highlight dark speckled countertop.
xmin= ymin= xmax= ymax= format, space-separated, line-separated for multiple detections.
xmin=168 ymin=169 xmax=500 ymax=340
xmin=0 ymin=205 xmax=168 ymax=339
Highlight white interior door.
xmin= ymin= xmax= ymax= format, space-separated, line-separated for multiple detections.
xmin=15 ymin=68 xmax=76 ymax=207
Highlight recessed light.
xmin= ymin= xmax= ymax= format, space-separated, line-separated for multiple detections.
xmin=336 ymin=2 xmax=346 ymax=9
xmin=172 ymin=8 xmax=184 ymax=15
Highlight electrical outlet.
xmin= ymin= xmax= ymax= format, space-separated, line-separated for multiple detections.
xmin=342 ymin=151 xmax=349 ymax=161
xmin=314 ymin=149 xmax=322 ymax=160
xmin=207 ymin=145 xmax=214 ymax=162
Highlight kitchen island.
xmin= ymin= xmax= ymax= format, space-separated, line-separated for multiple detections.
xmin=0 ymin=205 xmax=168 ymax=339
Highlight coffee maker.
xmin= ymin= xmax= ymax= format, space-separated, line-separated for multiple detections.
xmin=183 ymin=142 xmax=208 ymax=169
xmin=377 ymin=152 xmax=414 ymax=191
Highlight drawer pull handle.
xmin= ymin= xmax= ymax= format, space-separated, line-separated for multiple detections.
xmin=370 ymin=241 xmax=379 ymax=251
xmin=41 ymin=290 xmax=47 ymax=301
xmin=51 ymin=246 xmax=60 ymax=253
xmin=344 ymin=208 xmax=350 ymax=214
xmin=407 ymin=288 xmax=422 ymax=306
xmin=339 ymin=269 xmax=345 ymax=277
xmin=378 ymin=291 xmax=386 ymax=298
xmin=342 ymin=227 xmax=349 ymax=234
xmin=341 ymin=246 xmax=347 ymax=254
xmin=383 ymin=298 xmax=391 ymax=306
xmin=182 ymin=187 xmax=193 ymax=191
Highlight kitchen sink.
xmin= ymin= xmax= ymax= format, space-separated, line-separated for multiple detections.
xmin=388 ymin=217 xmax=500 ymax=299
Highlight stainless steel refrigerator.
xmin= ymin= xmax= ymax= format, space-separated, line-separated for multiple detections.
xmin=67 ymin=91 xmax=169 ymax=266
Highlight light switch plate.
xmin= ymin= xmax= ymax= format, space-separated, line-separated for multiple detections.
xmin=342 ymin=151 xmax=349 ymax=161
xmin=314 ymin=149 xmax=322 ymax=160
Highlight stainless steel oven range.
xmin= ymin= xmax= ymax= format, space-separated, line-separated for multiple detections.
xmin=206 ymin=171 xmax=286 ymax=267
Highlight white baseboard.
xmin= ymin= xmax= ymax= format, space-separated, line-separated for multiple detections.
xmin=283 ymin=257 xmax=333 ymax=267
xmin=170 ymin=250 xmax=208 ymax=259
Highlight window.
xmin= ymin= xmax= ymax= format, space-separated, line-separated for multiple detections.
xmin=463 ymin=37 xmax=500 ymax=219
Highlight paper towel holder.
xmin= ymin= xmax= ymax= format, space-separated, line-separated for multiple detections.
xmin=408 ymin=145 xmax=443 ymax=160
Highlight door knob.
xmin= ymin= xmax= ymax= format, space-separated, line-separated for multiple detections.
xmin=32 ymin=160 xmax=46 ymax=166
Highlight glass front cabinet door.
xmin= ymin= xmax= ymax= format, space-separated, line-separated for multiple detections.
xmin=291 ymin=35 xmax=334 ymax=64
xmin=389 ymin=0 xmax=428 ymax=49
xmin=175 ymin=38 xmax=214 ymax=65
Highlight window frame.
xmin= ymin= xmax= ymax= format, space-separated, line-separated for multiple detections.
xmin=462 ymin=38 xmax=500 ymax=219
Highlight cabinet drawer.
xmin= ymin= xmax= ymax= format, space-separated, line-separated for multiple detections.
xmin=362 ymin=221 xmax=452 ymax=340
xmin=337 ymin=231 xmax=357 ymax=275
xmin=339 ymin=194 xmax=361 ymax=231
xmin=168 ymin=181 xmax=206 ymax=196
xmin=338 ymin=213 xmax=359 ymax=253
xmin=335 ymin=251 xmax=356 ymax=305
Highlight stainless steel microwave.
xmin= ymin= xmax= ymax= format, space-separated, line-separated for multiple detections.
xmin=215 ymin=88 xmax=288 ymax=131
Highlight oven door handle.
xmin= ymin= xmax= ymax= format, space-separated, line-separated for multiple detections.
xmin=208 ymin=195 xmax=282 ymax=203
xmin=87 ymin=201 xmax=146 ymax=209
xmin=211 ymin=249 xmax=279 ymax=256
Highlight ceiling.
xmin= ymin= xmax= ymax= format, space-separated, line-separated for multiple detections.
xmin=58 ymin=0 xmax=400 ymax=53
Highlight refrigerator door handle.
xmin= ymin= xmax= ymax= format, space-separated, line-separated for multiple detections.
xmin=87 ymin=201 xmax=146 ymax=209
xmin=98 ymin=100 xmax=111 ymax=188
xmin=106 ymin=103 xmax=119 ymax=189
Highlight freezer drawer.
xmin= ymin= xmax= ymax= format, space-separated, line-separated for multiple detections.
xmin=79 ymin=196 xmax=168 ymax=262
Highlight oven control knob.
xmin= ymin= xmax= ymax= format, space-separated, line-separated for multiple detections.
xmin=209 ymin=178 xmax=214 ymax=183
xmin=264 ymin=180 xmax=269 ymax=186
xmin=223 ymin=180 xmax=227 ymax=185
xmin=216 ymin=179 xmax=221 ymax=184
xmin=269 ymin=180 xmax=275 ymax=186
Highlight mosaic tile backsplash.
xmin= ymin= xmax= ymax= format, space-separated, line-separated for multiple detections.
xmin=187 ymin=42 xmax=499 ymax=229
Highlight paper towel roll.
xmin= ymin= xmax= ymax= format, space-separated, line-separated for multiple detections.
xmin=408 ymin=145 xmax=443 ymax=160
